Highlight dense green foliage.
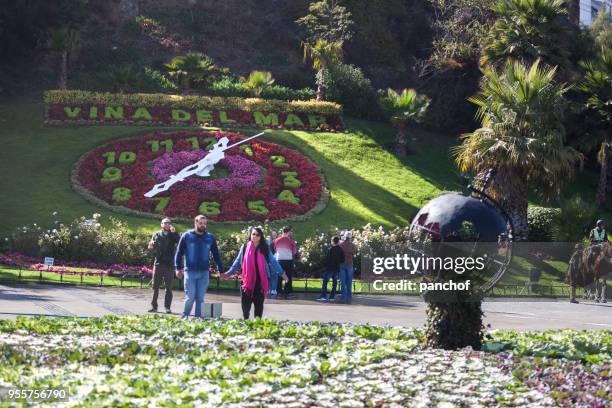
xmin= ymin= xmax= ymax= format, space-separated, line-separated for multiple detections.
xmin=165 ymin=53 xmax=226 ymax=93
xmin=552 ymin=195 xmax=598 ymax=242
xmin=295 ymin=0 xmax=354 ymax=44
xmin=526 ymin=206 xmax=561 ymax=242
xmin=241 ymin=70 xmax=275 ymax=97
xmin=316 ymin=63 xmax=378 ymax=117
xmin=481 ymin=0 xmax=574 ymax=68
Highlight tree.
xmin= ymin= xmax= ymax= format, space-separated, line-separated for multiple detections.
xmin=295 ymin=0 xmax=353 ymax=44
xmin=241 ymin=71 xmax=275 ymax=97
xmin=48 ymin=27 xmax=79 ymax=89
xmin=452 ymin=60 xmax=582 ymax=240
xmin=577 ymin=48 xmax=612 ymax=206
xmin=303 ymin=39 xmax=343 ymax=100
xmin=380 ymin=89 xmax=431 ymax=155
xmin=103 ymin=65 xmax=140 ymax=93
xmin=165 ymin=53 xmax=222 ymax=93
xmin=481 ymin=0 xmax=574 ymax=69
xmin=590 ymin=6 xmax=612 ymax=51
xmin=420 ymin=0 xmax=495 ymax=74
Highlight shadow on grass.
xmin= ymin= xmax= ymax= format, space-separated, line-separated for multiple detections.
xmin=267 ymin=129 xmax=418 ymax=227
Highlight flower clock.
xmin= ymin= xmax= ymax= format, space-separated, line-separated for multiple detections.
xmin=73 ymin=131 xmax=327 ymax=222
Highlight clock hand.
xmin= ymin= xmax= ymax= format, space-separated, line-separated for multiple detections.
xmin=144 ymin=132 xmax=266 ymax=198
xmin=223 ymin=132 xmax=265 ymax=150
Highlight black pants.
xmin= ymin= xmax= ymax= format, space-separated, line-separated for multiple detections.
xmin=241 ymin=289 xmax=265 ymax=319
xmin=151 ymin=264 xmax=174 ymax=309
xmin=278 ymin=260 xmax=294 ymax=294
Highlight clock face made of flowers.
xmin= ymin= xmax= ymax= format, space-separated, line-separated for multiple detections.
xmin=73 ymin=131 xmax=327 ymax=222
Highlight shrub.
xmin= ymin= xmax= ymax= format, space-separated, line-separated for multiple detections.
xmin=44 ymin=90 xmax=342 ymax=115
xmin=317 ymin=63 xmax=378 ymax=118
xmin=261 ymin=85 xmax=316 ymax=101
xmin=241 ymin=71 xmax=275 ymax=97
xmin=208 ymin=76 xmax=316 ymax=101
xmin=140 ymin=67 xmax=177 ymax=92
xmin=207 ymin=76 xmax=248 ymax=97
xmin=37 ymin=214 xmax=150 ymax=265
xmin=527 ymin=206 xmax=561 ymax=242
xmin=5 ymin=214 xmax=151 ymax=265
xmin=8 ymin=223 xmax=43 ymax=257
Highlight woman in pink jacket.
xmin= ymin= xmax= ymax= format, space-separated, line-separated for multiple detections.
xmin=225 ymin=227 xmax=288 ymax=319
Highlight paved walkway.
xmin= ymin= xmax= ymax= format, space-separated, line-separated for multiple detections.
xmin=0 ymin=284 xmax=610 ymax=330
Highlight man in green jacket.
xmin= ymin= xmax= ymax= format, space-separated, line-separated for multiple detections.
xmin=148 ymin=218 xmax=180 ymax=313
xmin=589 ymin=220 xmax=609 ymax=245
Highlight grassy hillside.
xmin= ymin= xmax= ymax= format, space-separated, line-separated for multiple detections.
xmin=0 ymin=94 xmax=606 ymax=241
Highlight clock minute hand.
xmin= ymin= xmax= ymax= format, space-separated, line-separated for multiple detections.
xmin=223 ymin=132 xmax=265 ymax=150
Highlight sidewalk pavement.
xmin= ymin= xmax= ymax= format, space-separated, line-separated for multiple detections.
xmin=0 ymin=283 xmax=610 ymax=330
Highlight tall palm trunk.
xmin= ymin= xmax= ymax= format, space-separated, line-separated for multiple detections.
xmin=58 ymin=50 xmax=68 ymax=89
xmin=316 ymin=83 xmax=325 ymax=100
xmin=490 ymin=169 xmax=528 ymax=240
xmin=597 ymin=141 xmax=610 ymax=207
xmin=394 ymin=123 xmax=407 ymax=155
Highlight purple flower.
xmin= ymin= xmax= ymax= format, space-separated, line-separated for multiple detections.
xmin=151 ymin=151 xmax=262 ymax=194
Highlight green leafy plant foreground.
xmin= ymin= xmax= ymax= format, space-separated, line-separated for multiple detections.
xmin=0 ymin=316 xmax=609 ymax=406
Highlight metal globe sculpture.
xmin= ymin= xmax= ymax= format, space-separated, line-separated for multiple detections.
xmin=408 ymin=170 xmax=513 ymax=294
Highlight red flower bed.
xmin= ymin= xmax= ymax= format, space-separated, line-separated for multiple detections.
xmin=74 ymin=131 xmax=325 ymax=222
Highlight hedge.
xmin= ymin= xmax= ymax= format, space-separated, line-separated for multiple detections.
xmin=43 ymin=90 xmax=344 ymax=130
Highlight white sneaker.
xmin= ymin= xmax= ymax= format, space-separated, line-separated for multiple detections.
xmin=327 ymin=297 xmax=335 ymax=303
xmin=316 ymin=296 xmax=327 ymax=302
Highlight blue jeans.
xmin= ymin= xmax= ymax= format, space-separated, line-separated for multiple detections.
xmin=339 ymin=264 xmax=354 ymax=300
xmin=321 ymin=270 xmax=338 ymax=298
xmin=268 ymin=272 xmax=278 ymax=298
xmin=183 ymin=270 xmax=209 ymax=317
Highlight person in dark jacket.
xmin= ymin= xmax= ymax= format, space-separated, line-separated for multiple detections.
xmin=148 ymin=218 xmax=180 ymax=313
xmin=175 ymin=215 xmax=224 ymax=318
xmin=317 ymin=236 xmax=344 ymax=302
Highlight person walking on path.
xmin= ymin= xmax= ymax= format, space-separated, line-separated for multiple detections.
xmin=273 ymin=226 xmax=298 ymax=299
xmin=339 ymin=231 xmax=357 ymax=304
xmin=148 ymin=218 xmax=180 ymax=313
xmin=317 ymin=236 xmax=344 ymax=302
xmin=589 ymin=220 xmax=609 ymax=245
xmin=175 ymin=215 xmax=224 ymax=318
xmin=225 ymin=226 xmax=288 ymax=319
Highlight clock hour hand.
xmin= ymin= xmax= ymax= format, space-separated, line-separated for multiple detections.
xmin=144 ymin=175 xmax=183 ymax=198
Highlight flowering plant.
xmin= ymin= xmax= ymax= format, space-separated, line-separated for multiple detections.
xmin=73 ymin=130 xmax=327 ymax=222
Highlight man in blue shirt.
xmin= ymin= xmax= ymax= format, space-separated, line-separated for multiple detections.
xmin=175 ymin=214 xmax=224 ymax=318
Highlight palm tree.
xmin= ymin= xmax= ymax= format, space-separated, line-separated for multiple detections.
xmin=242 ymin=70 xmax=275 ymax=97
xmin=380 ymin=88 xmax=431 ymax=155
xmin=104 ymin=66 xmax=140 ymax=93
xmin=452 ymin=60 xmax=582 ymax=240
xmin=165 ymin=53 xmax=220 ymax=93
xmin=303 ymin=39 xmax=343 ymax=100
xmin=48 ymin=28 xmax=79 ymax=89
xmin=577 ymin=48 xmax=612 ymax=207
xmin=481 ymin=0 xmax=573 ymax=69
